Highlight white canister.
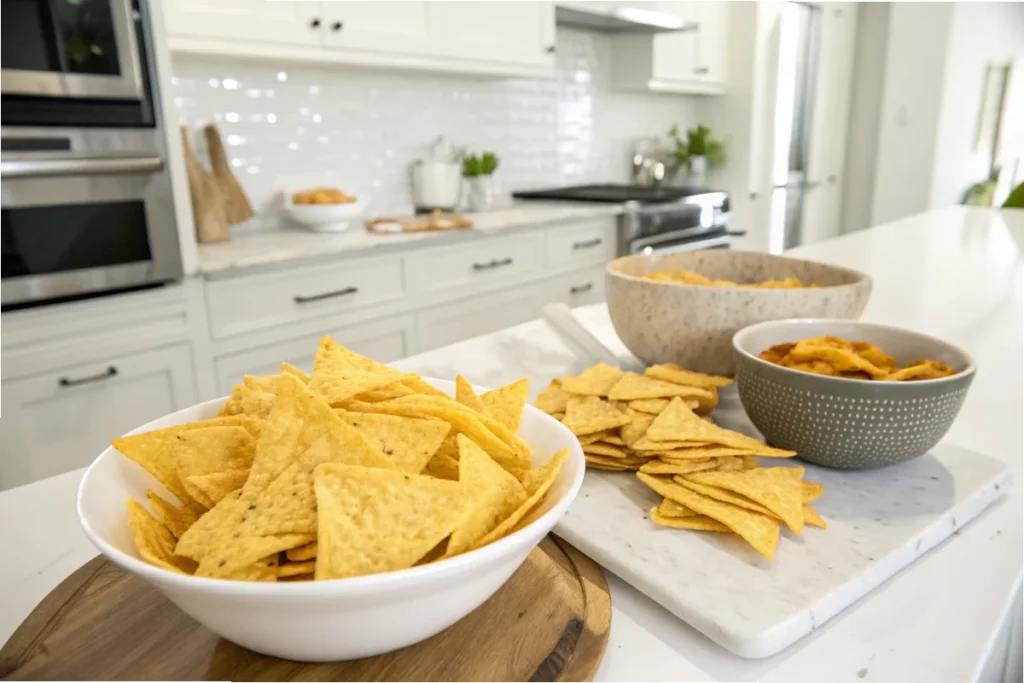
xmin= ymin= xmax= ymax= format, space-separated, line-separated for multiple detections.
xmin=411 ymin=161 xmax=462 ymax=212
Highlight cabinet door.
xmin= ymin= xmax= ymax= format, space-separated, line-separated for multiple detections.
xmin=417 ymin=286 xmax=547 ymax=352
xmin=652 ymin=2 xmax=699 ymax=82
xmin=547 ymin=267 xmax=607 ymax=308
xmin=435 ymin=1 xmax=555 ymax=68
xmin=321 ymin=1 xmax=434 ymax=55
xmin=0 ymin=345 xmax=197 ymax=491
xmin=806 ymin=3 xmax=857 ymax=185
xmin=692 ymin=0 xmax=728 ymax=85
xmin=163 ymin=0 xmax=321 ymax=47
xmin=799 ymin=181 xmax=840 ymax=245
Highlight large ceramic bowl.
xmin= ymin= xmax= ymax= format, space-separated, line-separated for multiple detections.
xmin=77 ymin=379 xmax=585 ymax=662
xmin=606 ymin=250 xmax=872 ymax=375
xmin=733 ymin=319 xmax=976 ymax=469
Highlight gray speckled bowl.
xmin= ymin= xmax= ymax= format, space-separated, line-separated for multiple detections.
xmin=605 ymin=250 xmax=872 ymax=375
xmin=733 ymin=319 xmax=976 ymax=469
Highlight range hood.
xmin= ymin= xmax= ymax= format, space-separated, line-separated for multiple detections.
xmin=555 ymin=3 xmax=698 ymax=33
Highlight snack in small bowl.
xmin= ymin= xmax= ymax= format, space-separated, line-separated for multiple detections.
xmin=284 ymin=187 xmax=365 ymax=233
xmin=77 ymin=338 xmax=584 ymax=661
xmin=606 ymin=250 xmax=872 ymax=376
xmin=733 ymin=319 xmax=976 ymax=469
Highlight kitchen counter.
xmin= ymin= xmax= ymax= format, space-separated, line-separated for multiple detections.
xmin=197 ymin=201 xmax=623 ymax=277
xmin=2 ymin=207 xmax=1020 ymax=682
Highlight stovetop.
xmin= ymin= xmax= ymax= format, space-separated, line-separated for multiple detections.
xmin=512 ymin=184 xmax=722 ymax=204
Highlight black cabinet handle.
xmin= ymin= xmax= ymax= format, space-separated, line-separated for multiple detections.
xmin=472 ymin=257 xmax=513 ymax=271
xmin=293 ymin=286 xmax=358 ymax=304
xmin=572 ymin=237 xmax=602 ymax=250
xmin=546 ymin=45 xmax=556 ymax=54
xmin=570 ymin=283 xmax=593 ymax=295
xmin=310 ymin=18 xmax=321 ymax=28
xmin=59 ymin=366 xmax=118 ymax=388
xmin=694 ymin=66 xmax=710 ymax=75
xmin=331 ymin=21 xmax=343 ymax=31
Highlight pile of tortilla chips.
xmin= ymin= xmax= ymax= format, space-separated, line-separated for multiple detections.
xmin=760 ymin=335 xmax=958 ymax=381
xmin=643 ymin=267 xmax=819 ymax=289
xmin=534 ymin=363 xmax=825 ymax=559
xmin=115 ymin=336 xmax=567 ymax=582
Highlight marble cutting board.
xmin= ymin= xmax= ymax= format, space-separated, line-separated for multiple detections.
xmin=554 ymin=439 xmax=1009 ymax=659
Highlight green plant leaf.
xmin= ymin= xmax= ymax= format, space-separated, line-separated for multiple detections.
xmin=462 ymin=154 xmax=481 ymax=177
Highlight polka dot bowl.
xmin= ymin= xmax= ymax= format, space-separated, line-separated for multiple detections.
xmin=732 ymin=319 xmax=976 ymax=469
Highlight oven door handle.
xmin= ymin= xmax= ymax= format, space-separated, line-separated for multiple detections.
xmin=636 ymin=234 xmax=733 ymax=255
xmin=0 ymin=156 xmax=164 ymax=179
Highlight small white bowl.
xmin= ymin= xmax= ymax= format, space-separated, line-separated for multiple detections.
xmin=283 ymin=197 xmax=366 ymax=233
xmin=76 ymin=378 xmax=585 ymax=662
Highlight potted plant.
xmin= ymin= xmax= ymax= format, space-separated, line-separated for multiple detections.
xmin=462 ymin=151 xmax=500 ymax=211
xmin=668 ymin=124 xmax=726 ymax=187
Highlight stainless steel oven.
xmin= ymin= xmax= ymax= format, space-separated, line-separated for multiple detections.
xmin=1 ymin=127 xmax=182 ymax=308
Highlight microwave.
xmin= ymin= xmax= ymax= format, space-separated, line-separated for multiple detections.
xmin=1 ymin=0 xmax=144 ymax=101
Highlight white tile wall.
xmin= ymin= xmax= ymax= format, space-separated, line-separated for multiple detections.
xmin=170 ymin=27 xmax=699 ymax=220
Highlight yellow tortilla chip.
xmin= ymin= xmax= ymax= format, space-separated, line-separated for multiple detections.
xmin=582 ymin=442 xmax=629 ymax=458
xmin=281 ymin=362 xmax=310 ymax=383
xmin=352 ymin=382 xmax=416 ymax=403
xmin=602 ymin=434 xmax=626 ymax=446
xmin=127 ymin=499 xmax=197 ymax=574
xmin=803 ymin=480 xmax=824 ymax=503
xmin=279 ymin=560 xmax=316 ymax=577
xmin=562 ymin=396 xmax=630 ymax=436
xmin=534 ymin=379 xmax=570 ymax=415
xmin=561 ymin=363 xmax=623 ymax=397
xmin=195 ymin=533 xmax=311 ymax=579
xmin=244 ymin=374 xmax=280 ymax=394
xmin=401 ymin=376 xmax=449 ymax=398
xmin=423 ymin=449 xmax=460 ymax=480
xmin=644 ymin=363 xmax=733 ymax=388
xmin=607 ymin=372 xmax=716 ymax=404
xmin=631 ymin=438 xmax=715 ymax=452
xmin=175 ymin=425 xmax=256 ymax=480
xmin=651 ymin=506 xmax=731 ymax=532
xmin=313 ymin=464 xmax=467 ymax=580
xmin=637 ymin=472 xmax=780 ymax=560
xmin=342 ymin=411 xmax=450 ymax=474
xmin=392 ymin=394 xmax=533 ymax=460
xmin=183 ymin=470 xmax=249 ymax=509
xmin=577 ymin=430 xmax=611 ymax=446
xmin=481 ymin=378 xmax=529 ymax=431
xmin=586 ymin=462 xmax=631 ymax=472
xmin=627 ymin=398 xmax=670 ymax=414
xmin=446 ymin=435 xmax=528 ymax=556
xmin=688 ymin=467 xmax=805 ymax=534
xmin=710 ymin=456 xmax=748 ymax=472
xmin=238 ymin=385 xmax=276 ymax=419
xmin=472 ymin=448 xmax=568 ymax=549
xmin=455 ymin=375 xmax=487 ymax=413
xmin=217 ymin=384 xmax=246 ymax=417
xmin=309 ymin=336 xmax=409 ymax=405
xmin=804 ymin=505 xmax=827 ymax=528
xmin=286 ymin=542 xmax=317 ymax=562
xmin=658 ymin=497 xmax=698 ymax=517
xmin=620 ymin=411 xmax=655 ymax=447
xmin=586 ymin=454 xmax=643 ymax=469
xmin=145 ymin=490 xmax=199 ymax=538
xmin=638 ymin=459 xmax=717 ymax=475
xmin=672 ymin=476 xmax=779 ymax=519
xmin=646 ymin=398 xmax=796 ymax=456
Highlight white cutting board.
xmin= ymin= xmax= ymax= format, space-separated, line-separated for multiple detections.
xmin=555 ymin=435 xmax=1009 ymax=659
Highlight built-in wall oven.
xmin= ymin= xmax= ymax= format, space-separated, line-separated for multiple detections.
xmin=1 ymin=0 xmax=182 ymax=309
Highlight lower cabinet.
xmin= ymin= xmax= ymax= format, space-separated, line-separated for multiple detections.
xmin=546 ymin=266 xmax=607 ymax=308
xmin=416 ymin=284 xmax=549 ymax=352
xmin=212 ymin=315 xmax=416 ymax=395
xmin=0 ymin=344 xmax=197 ymax=491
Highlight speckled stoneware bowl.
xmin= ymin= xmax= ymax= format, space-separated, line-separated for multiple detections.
xmin=733 ymin=319 xmax=976 ymax=469
xmin=605 ymin=250 xmax=872 ymax=375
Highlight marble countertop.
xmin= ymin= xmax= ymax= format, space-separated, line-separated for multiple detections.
xmin=196 ymin=200 xmax=623 ymax=276
xmin=2 ymin=206 xmax=1020 ymax=682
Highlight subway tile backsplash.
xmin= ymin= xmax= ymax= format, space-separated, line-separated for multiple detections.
xmin=171 ymin=27 xmax=698 ymax=221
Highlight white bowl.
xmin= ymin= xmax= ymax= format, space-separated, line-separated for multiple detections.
xmin=283 ymin=197 xmax=366 ymax=233
xmin=76 ymin=378 xmax=585 ymax=662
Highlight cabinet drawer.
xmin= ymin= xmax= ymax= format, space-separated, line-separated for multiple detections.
xmin=205 ymin=255 xmax=406 ymax=339
xmin=417 ymin=285 xmax=546 ymax=352
xmin=545 ymin=219 xmax=619 ymax=269
xmin=547 ymin=266 xmax=607 ymax=308
xmin=0 ymin=344 xmax=197 ymax=491
xmin=407 ymin=233 xmax=542 ymax=297
xmin=213 ymin=315 xmax=416 ymax=395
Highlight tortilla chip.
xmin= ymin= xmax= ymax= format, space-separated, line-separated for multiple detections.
xmin=562 ymin=396 xmax=630 ymax=436
xmin=607 ymin=373 xmax=716 ymax=404
xmin=646 ymin=398 xmax=796 ymax=456
xmin=788 ymin=340 xmax=889 ymax=379
xmin=309 ymin=336 xmax=409 ymax=405
xmin=631 ymin=438 xmax=716 ymax=453
xmin=175 ymin=425 xmax=256 ymax=480
xmin=145 ymin=490 xmax=199 ymax=538
xmin=602 ymin=434 xmax=626 ymax=446
xmin=561 ymin=363 xmax=623 ymax=397
xmin=423 ymin=450 xmax=461 ymax=480
xmin=278 ymin=560 xmax=316 ymax=577
xmin=803 ymin=505 xmax=827 ymax=528
xmin=638 ymin=459 xmax=717 ymax=475
xmin=281 ymin=362 xmax=310 ymax=383
xmin=342 ymin=411 xmax=450 ymax=474
xmin=687 ymin=467 xmax=805 ymax=534
xmin=672 ymin=476 xmax=779 ymax=519
xmin=446 ymin=435 xmax=528 ymax=555
xmin=651 ymin=506 xmax=731 ymax=532
xmin=127 ymin=499 xmax=197 ymax=574
xmin=286 ymin=542 xmax=317 ymax=562
xmin=352 ymin=382 xmax=417 ymax=403
xmin=658 ymin=497 xmax=698 ymax=517
xmin=183 ymin=470 xmax=249 ymax=508
xmin=586 ymin=454 xmax=644 ymax=469
xmin=472 ymin=449 xmax=568 ymax=549
xmin=577 ymin=430 xmax=611 ymax=445
xmin=455 ymin=375 xmax=487 ymax=413
xmin=645 ymin=363 xmax=733 ymax=388
xmin=217 ymin=385 xmax=246 ymax=417
xmin=313 ymin=464 xmax=467 ymax=580
xmin=803 ymin=480 xmax=824 ymax=503
xmin=481 ymin=378 xmax=529 ymax=431
xmin=620 ymin=412 xmax=655 ymax=447
xmin=534 ymin=379 xmax=570 ymax=415
xmin=711 ymin=456 xmax=748 ymax=472
xmin=244 ymin=374 xmax=280 ymax=394
xmin=628 ymin=398 xmax=671 ymax=414
xmin=582 ymin=442 xmax=629 ymax=458
xmin=637 ymin=473 xmax=780 ymax=559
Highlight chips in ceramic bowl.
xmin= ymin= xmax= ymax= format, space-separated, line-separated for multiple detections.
xmin=77 ymin=337 xmax=584 ymax=661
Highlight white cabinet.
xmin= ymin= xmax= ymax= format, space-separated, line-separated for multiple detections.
xmin=435 ymin=1 xmax=555 ymax=68
xmin=321 ymin=2 xmax=435 ymax=56
xmin=0 ymin=345 xmax=197 ymax=491
xmin=417 ymin=286 xmax=548 ymax=352
xmin=547 ymin=266 xmax=607 ymax=308
xmin=406 ymin=232 xmax=543 ymax=297
xmin=163 ymin=0 xmax=320 ymax=47
xmin=688 ymin=1 xmax=728 ymax=86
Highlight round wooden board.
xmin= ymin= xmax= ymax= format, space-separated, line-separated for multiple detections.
xmin=0 ymin=536 xmax=610 ymax=682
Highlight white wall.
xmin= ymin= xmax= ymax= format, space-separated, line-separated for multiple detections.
xmin=930 ymin=2 xmax=1024 ymax=208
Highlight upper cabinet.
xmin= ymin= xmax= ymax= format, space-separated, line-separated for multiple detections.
xmin=163 ymin=1 xmax=556 ymax=78
xmin=610 ymin=1 xmax=729 ymax=95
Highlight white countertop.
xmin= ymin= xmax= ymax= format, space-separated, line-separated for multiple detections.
xmin=2 ymin=206 xmax=1020 ymax=682
xmin=196 ymin=201 xmax=623 ymax=276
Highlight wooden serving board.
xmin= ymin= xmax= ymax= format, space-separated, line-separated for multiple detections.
xmin=0 ymin=537 xmax=610 ymax=681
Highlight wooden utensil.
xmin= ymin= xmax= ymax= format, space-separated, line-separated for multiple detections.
xmin=204 ymin=123 xmax=254 ymax=226
xmin=0 ymin=536 xmax=611 ymax=681
xmin=181 ymin=127 xmax=229 ymax=244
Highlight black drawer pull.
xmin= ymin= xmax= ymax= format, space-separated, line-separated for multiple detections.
xmin=572 ymin=238 xmax=602 ymax=250
xmin=570 ymin=283 xmax=593 ymax=295
xmin=309 ymin=18 xmax=321 ymax=28
xmin=293 ymin=286 xmax=359 ymax=304
xmin=472 ymin=257 xmax=513 ymax=271
xmin=59 ymin=366 xmax=117 ymax=387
